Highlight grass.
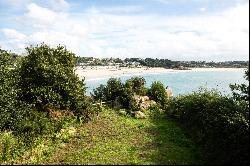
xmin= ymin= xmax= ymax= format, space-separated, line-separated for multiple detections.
xmin=1 ymin=108 xmax=203 ymax=165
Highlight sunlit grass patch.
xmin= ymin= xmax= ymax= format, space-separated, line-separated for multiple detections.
xmin=41 ymin=108 xmax=202 ymax=165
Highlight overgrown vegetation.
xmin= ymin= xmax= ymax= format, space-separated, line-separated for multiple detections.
xmin=148 ymin=81 xmax=168 ymax=107
xmin=92 ymin=76 xmax=168 ymax=113
xmin=166 ymin=69 xmax=249 ymax=165
xmin=0 ymin=44 xmax=94 ymax=163
xmin=125 ymin=77 xmax=147 ymax=96
xmin=91 ymin=70 xmax=249 ymax=165
xmin=17 ymin=44 xmax=89 ymax=114
xmin=92 ymin=78 xmax=135 ymax=110
xmin=1 ymin=44 xmax=249 ymax=165
xmin=1 ymin=108 xmax=202 ymax=165
xmin=0 ymin=48 xmax=27 ymax=131
xmin=230 ymin=68 xmax=249 ymax=102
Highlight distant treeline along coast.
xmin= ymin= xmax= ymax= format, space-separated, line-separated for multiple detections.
xmin=8 ymin=53 xmax=249 ymax=69
xmin=76 ymin=56 xmax=249 ymax=69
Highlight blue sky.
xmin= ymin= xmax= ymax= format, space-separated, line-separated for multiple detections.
xmin=0 ymin=0 xmax=249 ymax=61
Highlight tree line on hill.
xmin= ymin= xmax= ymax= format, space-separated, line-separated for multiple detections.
xmin=3 ymin=51 xmax=249 ymax=69
xmin=76 ymin=56 xmax=249 ymax=68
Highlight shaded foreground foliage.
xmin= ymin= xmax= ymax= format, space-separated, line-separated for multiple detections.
xmin=0 ymin=48 xmax=26 ymax=131
xmin=166 ymin=69 xmax=249 ymax=165
xmin=1 ymin=44 xmax=94 ymax=163
xmin=17 ymin=44 xmax=89 ymax=115
xmin=230 ymin=69 xmax=249 ymax=102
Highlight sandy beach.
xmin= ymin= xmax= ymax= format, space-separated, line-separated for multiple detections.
xmin=75 ymin=66 xmax=246 ymax=81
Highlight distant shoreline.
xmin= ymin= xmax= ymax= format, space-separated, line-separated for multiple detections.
xmin=75 ymin=66 xmax=247 ymax=81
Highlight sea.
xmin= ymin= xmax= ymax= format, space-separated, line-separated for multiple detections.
xmin=84 ymin=69 xmax=248 ymax=96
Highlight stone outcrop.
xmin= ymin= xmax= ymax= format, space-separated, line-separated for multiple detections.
xmin=166 ymin=87 xmax=173 ymax=97
xmin=134 ymin=95 xmax=156 ymax=111
xmin=131 ymin=87 xmax=173 ymax=119
xmin=134 ymin=111 xmax=146 ymax=119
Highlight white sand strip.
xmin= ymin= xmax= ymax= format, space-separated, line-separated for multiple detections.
xmin=75 ymin=66 xmax=246 ymax=81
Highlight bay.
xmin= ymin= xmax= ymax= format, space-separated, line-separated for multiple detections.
xmin=84 ymin=69 xmax=247 ymax=96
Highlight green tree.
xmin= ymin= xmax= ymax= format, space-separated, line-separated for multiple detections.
xmin=92 ymin=84 xmax=107 ymax=102
xmin=148 ymin=81 xmax=167 ymax=106
xmin=104 ymin=78 xmax=124 ymax=107
xmin=0 ymin=49 xmax=29 ymax=131
xmin=125 ymin=77 xmax=147 ymax=95
xmin=92 ymin=78 xmax=138 ymax=111
xmin=230 ymin=68 xmax=249 ymax=101
xmin=0 ymin=49 xmax=15 ymax=129
xmin=17 ymin=43 xmax=87 ymax=113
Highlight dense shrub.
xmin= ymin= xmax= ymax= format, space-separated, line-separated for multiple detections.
xmin=92 ymin=84 xmax=107 ymax=102
xmin=16 ymin=44 xmax=88 ymax=114
xmin=104 ymin=78 xmax=124 ymax=106
xmin=0 ymin=50 xmax=36 ymax=136
xmin=0 ymin=49 xmax=12 ymax=128
xmin=92 ymin=77 xmax=171 ymax=112
xmin=166 ymin=89 xmax=249 ymax=165
xmin=1 ymin=45 xmax=94 ymax=142
xmin=92 ymin=78 xmax=139 ymax=111
xmin=147 ymin=81 xmax=167 ymax=107
xmin=13 ymin=109 xmax=56 ymax=140
xmin=0 ymin=131 xmax=19 ymax=162
xmin=125 ymin=77 xmax=147 ymax=95
xmin=0 ymin=49 xmax=22 ymax=130
xmin=230 ymin=68 xmax=249 ymax=102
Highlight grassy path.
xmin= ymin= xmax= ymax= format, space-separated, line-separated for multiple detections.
xmin=39 ymin=109 xmax=202 ymax=165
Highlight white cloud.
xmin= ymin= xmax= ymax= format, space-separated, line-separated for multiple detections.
xmin=0 ymin=28 xmax=27 ymax=52
xmin=25 ymin=3 xmax=66 ymax=26
xmin=199 ymin=7 xmax=206 ymax=12
xmin=1 ymin=28 xmax=26 ymax=40
xmin=99 ymin=6 xmax=143 ymax=13
xmin=0 ymin=2 xmax=249 ymax=61
xmin=85 ymin=5 xmax=144 ymax=15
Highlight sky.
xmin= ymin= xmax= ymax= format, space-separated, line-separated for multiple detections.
xmin=0 ymin=0 xmax=249 ymax=61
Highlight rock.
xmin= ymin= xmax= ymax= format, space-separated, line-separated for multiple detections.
xmin=143 ymin=96 xmax=150 ymax=101
xmin=134 ymin=111 xmax=146 ymax=119
xmin=134 ymin=95 xmax=139 ymax=103
xmin=133 ymin=95 xmax=158 ymax=112
xmin=166 ymin=87 xmax=173 ymax=97
xmin=134 ymin=95 xmax=149 ymax=104
xmin=140 ymin=102 xmax=150 ymax=110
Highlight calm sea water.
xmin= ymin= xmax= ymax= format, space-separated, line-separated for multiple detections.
xmin=85 ymin=70 xmax=247 ymax=96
